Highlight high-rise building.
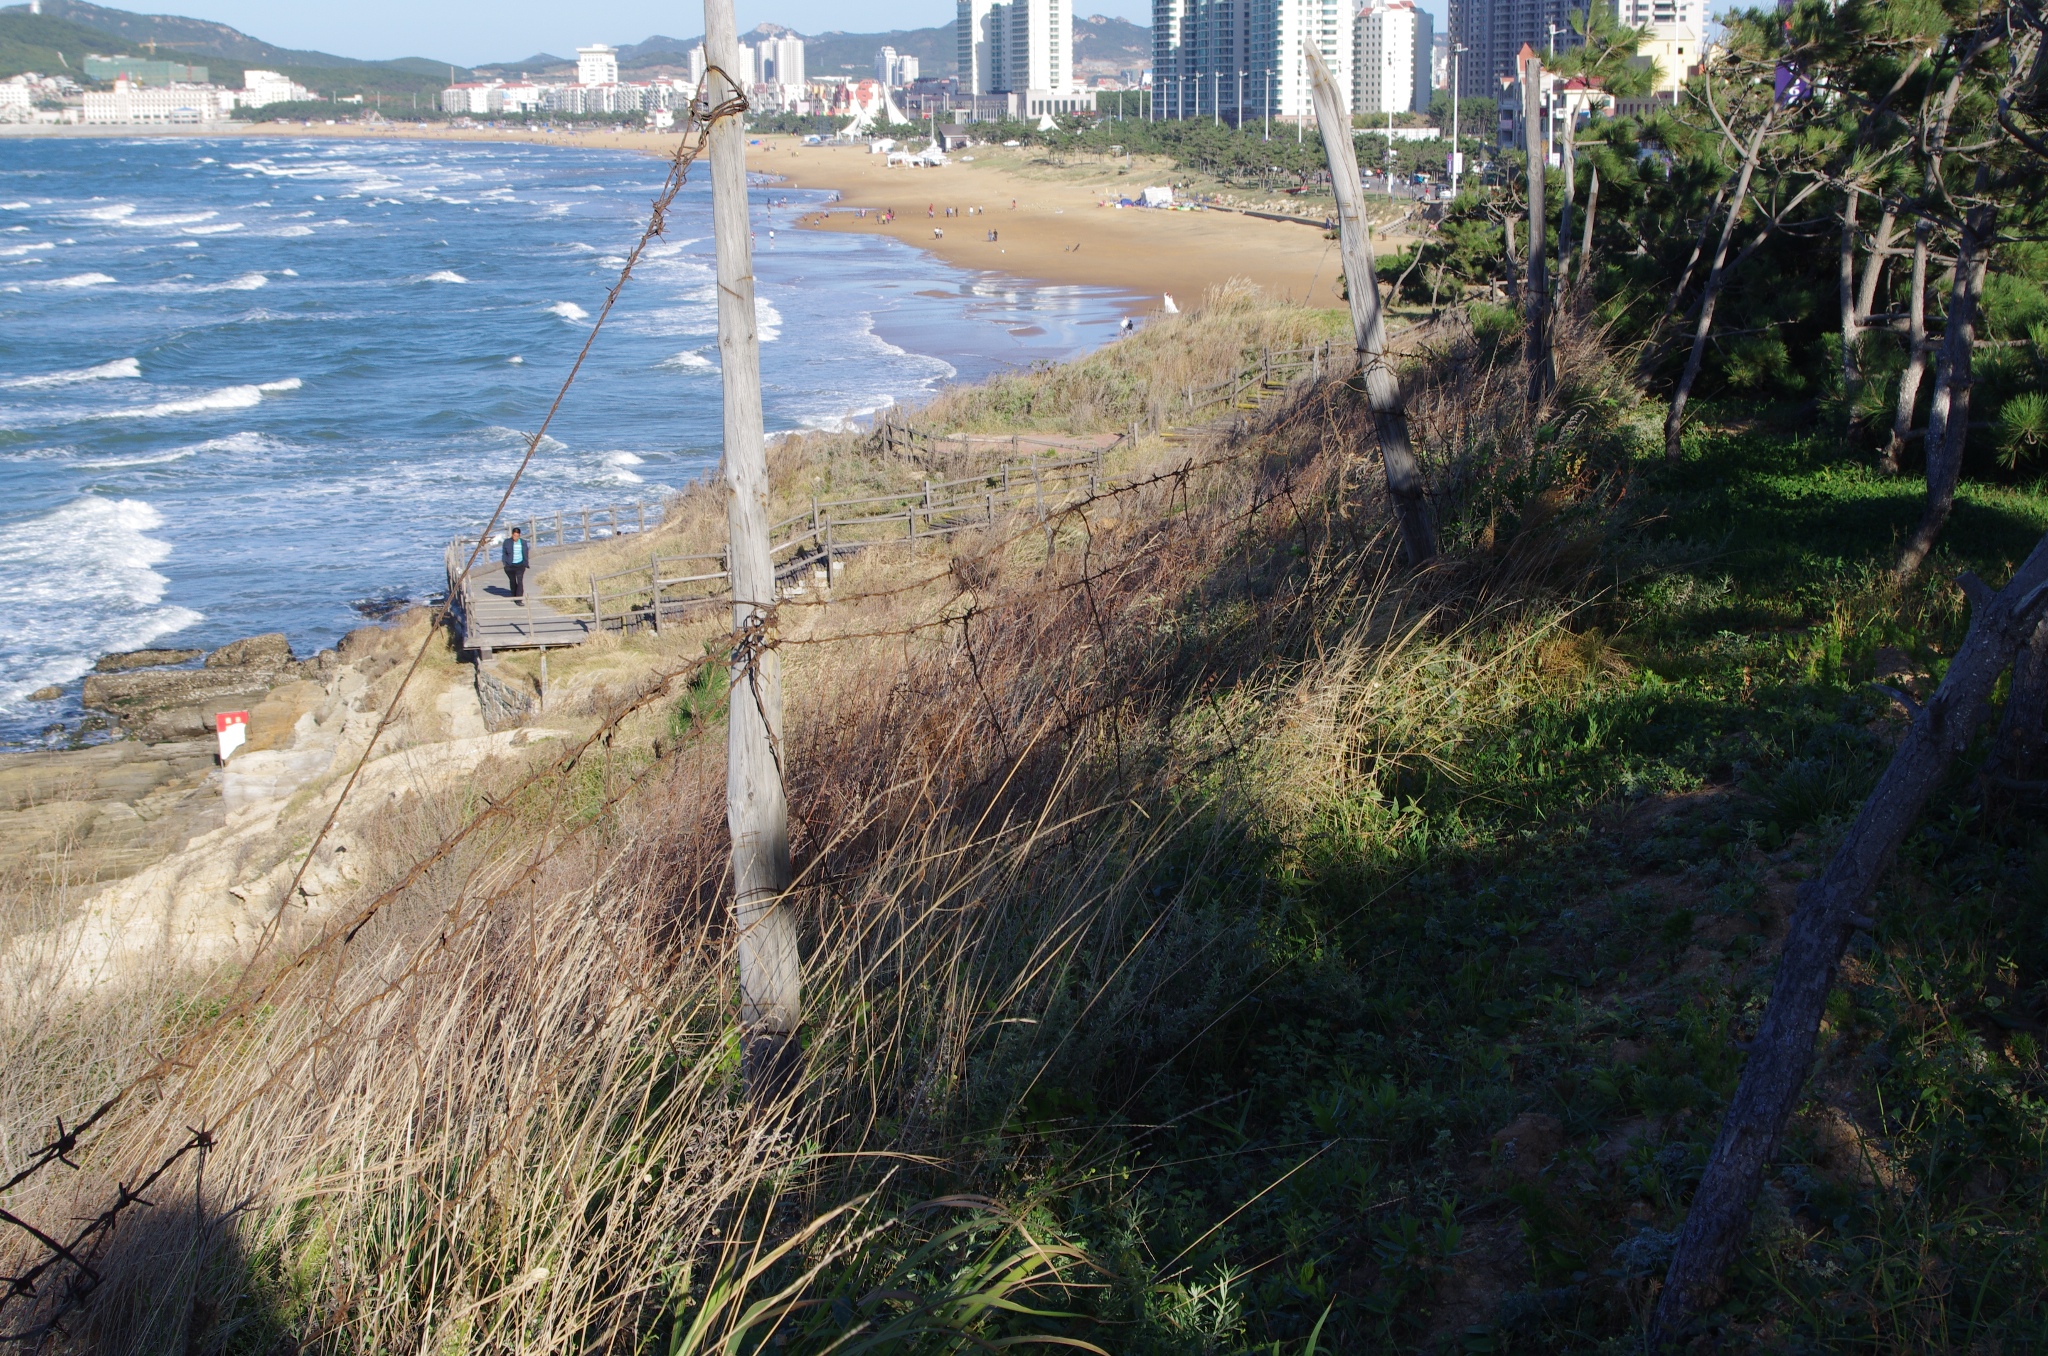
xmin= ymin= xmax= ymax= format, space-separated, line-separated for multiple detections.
xmin=960 ymin=0 xmax=1081 ymax=111
xmin=1354 ymin=0 xmax=1432 ymax=114
xmin=578 ymin=44 xmax=619 ymax=86
xmin=897 ymin=54 xmax=921 ymax=82
xmin=1153 ymin=0 xmax=1351 ymax=124
xmin=688 ymin=43 xmax=754 ymax=89
xmin=757 ymin=34 xmax=806 ymax=87
xmin=876 ymin=46 xmax=899 ymax=83
xmin=1450 ymin=0 xmax=1701 ymax=99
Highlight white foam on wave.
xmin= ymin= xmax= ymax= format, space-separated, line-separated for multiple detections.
xmin=604 ymin=451 xmax=644 ymax=467
xmin=272 ymin=226 xmax=315 ymax=238
xmin=76 ymin=447 xmax=197 ymax=469
xmin=93 ymin=378 xmax=300 ymax=420
xmin=76 ymin=430 xmax=280 ymax=469
xmin=42 ymin=273 xmax=114 ymax=288
xmin=547 ymin=301 xmax=589 ymax=322
xmin=183 ymin=222 xmax=243 ymax=235
xmin=0 ymin=203 xmax=29 ymax=211
xmin=420 ymin=270 xmax=468 ymax=284
xmin=0 ymin=497 xmax=203 ymax=714
xmin=172 ymin=241 xmax=199 ymax=249
xmin=122 ymin=210 xmax=216 ymax=228
xmin=2 ymin=358 xmax=141 ymax=390
xmin=79 ymin=204 xmax=135 ymax=222
xmin=0 ymin=243 xmax=52 ymax=258
xmin=756 ymin=296 xmax=782 ymax=343
xmin=206 ymin=272 xmax=268 ymax=291
xmin=658 ymin=351 xmax=716 ymax=373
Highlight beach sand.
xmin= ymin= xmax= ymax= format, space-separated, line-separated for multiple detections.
xmin=5 ymin=121 xmax=1398 ymax=309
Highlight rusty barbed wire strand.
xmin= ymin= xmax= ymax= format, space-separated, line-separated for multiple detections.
xmin=0 ymin=77 xmax=752 ymax=1336
xmin=0 ymin=224 xmax=1389 ymax=1335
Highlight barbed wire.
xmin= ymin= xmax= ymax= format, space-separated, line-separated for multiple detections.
xmin=0 ymin=148 xmax=1442 ymax=1338
xmin=0 ymin=75 xmax=752 ymax=1339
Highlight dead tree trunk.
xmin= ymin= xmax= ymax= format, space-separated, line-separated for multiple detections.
xmin=1664 ymin=107 xmax=1774 ymax=462
xmin=1651 ymin=530 xmax=2048 ymax=1343
xmin=1523 ymin=57 xmax=1553 ymax=405
xmin=1578 ymin=165 xmax=1600 ymax=287
xmin=1896 ymin=199 xmax=1995 ymax=581
xmin=1503 ymin=214 xmax=1521 ymax=306
xmin=1304 ymin=39 xmax=1436 ymax=564
xmin=1838 ymin=187 xmax=1860 ymax=431
xmin=1882 ymin=218 xmax=1933 ymax=474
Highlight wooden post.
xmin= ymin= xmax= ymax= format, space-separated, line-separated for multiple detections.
xmin=637 ymin=501 xmax=646 ymax=533
xmin=707 ymin=0 xmax=797 ymax=1090
xmin=581 ymin=508 xmax=591 ymax=542
xmin=822 ymin=517 xmax=834 ymax=589
xmin=1303 ymin=40 xmax=1437 ymax=565
xmin=650 ymin=552 xmax=662 ymax=634
xmin=1523 ymin=54 xmax=1552 ymax=405
xmin=589 ymin=576 xmax=601 ymax=628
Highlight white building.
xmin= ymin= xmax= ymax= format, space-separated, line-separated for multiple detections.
xmin=897 ymin=53 xmax=921 ymax=82
xmin=237 ymin=69 xmax=311 ymax=108
xmin=876 ymin=45 xmax=898 ymax=83
xmin=440 ymin=81 xmax=492 ymax=113
xmin=960 ymin=0 xmax=1077 ymax=105
xmin=687 ymin=43 xmax=754 ymax=90
xmin=578 ymin=45 xmax=619 ymax=87
xmin=83 ymin=76 xmax=230 ymax=124
xmin=0 ymin=80 xmax=30 ymax=112
xmin=757 ymin=33 xmax=806 ymax=88
xmin=1354 ymin=0 xmax=1431 ymax=115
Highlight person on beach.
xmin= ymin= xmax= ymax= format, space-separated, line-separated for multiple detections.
xmin=503 ymin=527 xmax=529 ymax=602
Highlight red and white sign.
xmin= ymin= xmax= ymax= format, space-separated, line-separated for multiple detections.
xmin=215 ymin=710 xmax=249 ymax=762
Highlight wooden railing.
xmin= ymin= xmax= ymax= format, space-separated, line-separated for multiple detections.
xmin=444 ymin=342 xmax=1338 ymax=644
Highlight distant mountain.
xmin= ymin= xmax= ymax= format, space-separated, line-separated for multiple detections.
xmin=0 ymin=0 xmax=467 ymax=94
xmin=1072 ymin=13 xmax=1149 ymax=73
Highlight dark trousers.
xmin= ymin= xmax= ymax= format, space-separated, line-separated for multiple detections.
xmin=506 ymin=564 xmax=527 ymax=599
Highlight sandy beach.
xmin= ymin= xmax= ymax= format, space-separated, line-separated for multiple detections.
xmin=3 ymin=121 xmax=1394 ymax=308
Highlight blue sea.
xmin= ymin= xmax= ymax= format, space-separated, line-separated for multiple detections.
xmin=0 ymin=135 xmax=1133 ymax=745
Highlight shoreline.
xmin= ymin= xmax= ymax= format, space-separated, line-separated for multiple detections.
xmin=0 ymin=121 xmax=1381 ymax=308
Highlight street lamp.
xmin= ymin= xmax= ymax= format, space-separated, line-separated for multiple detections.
xmin=1237 ymin=68 xmax=1243 ymax=129
xmin=1264 ymin=67 xmax=1271 ymax=139
xmin=1213 ymin=70 xmax=1220 ymax=126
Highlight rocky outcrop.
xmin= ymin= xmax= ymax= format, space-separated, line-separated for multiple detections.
xmin=81 ymin=633 xmax=308 ymax=743
xmin=0 ymin=739 xmax=220 ymax=882
xmin=205 ymin=633 xmax=294 ymax=669
xmin=94 ymin=647 xmax=204 ymax=673
xmin=474 ymin=660 xmax=537 ymax=731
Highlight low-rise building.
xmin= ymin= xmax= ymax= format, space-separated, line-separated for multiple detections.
xmin=82 ymin=76 xmax=230 ymax=124
xmin=237 ymin=70 xmax=312 ymax=108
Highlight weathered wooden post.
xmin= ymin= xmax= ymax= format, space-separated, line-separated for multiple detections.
xmin=706 ymin=0 xmax=797 ymax=1090
xmin=1522 ymin=53 xmax=1554 ymax=405
xmin=1303 ymin=39 xmax=1436 ymax=564
xmin=650 ymin=551 xmax=662 ymax=634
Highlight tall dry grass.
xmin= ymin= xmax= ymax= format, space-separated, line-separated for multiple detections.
xmin=0 ymin=291 xmax=1641 ymax=1354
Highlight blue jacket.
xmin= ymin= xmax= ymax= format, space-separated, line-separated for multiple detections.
xmin=503 ymin=536 xmax=528 ymax=567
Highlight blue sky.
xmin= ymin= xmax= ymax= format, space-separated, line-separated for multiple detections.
xmin=109 ymin=0 xmax=1450 ymax=68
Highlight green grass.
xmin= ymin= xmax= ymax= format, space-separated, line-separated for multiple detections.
xmin=845 ymin=410 xmax=2048 ymax=1353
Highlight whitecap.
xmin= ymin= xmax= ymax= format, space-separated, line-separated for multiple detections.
xmin=658 ymin=351 xmax=717 ymax=373
xmin=76 ymin=447 xmax=197 ymax=469
xmin=94 ymin=378 xmax=298 ymax=419
xmin=604 ymin=451 xmax=645 ymax=467
xmin=0 ymin=243 xmax=52 ymax=257
xmin=78 ymin=204 xmax=135 ymax=222
xmin=122 ymin=211 xmax=216 ymax=228
xmin=280 ymin=269 xmax=298 ymax=277
xmin=420 ymin=270 xmax=468 ymax=284
xmin=0 ymin=202 xmax=29 ymax=211
xmin=205 ymin=272 xmax=268 ymax=291
xmin=172 ymin=240 xmax=200 ymax=248
xmin=183 ymin=222 xmax=244 ymax=235
xmin=507 ymin=355 xmax=524 ymax=364
xmin=756 ymin=296 xmax=782 ymax=343
xmin=0 ymin=497 xmax=203 ymax=714
xmin=273 ymin=226 xmax=315 ymax=237
xmin=546 ymin=301 xmax=590 ymax=322
xmin=42 ymin=273 xmax=114 ymax=288
xmin=2 ymin=358 xmax=141 ymax=390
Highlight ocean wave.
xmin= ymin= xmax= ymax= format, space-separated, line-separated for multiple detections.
xmin=0 ymin=243 xmax=52 ymax=257
xmin=2 ymin=358 xmax=141 ymax=390
xmin=78 ymin=204 xmax=135 ymax=222
xmin=658 ymin=351 xmax=717 ymax=373
xmin=0 ymin=496 xmax=203 ymax=714
xmin=419 ymin=270 xmax=468 ymax=284
xmin=0 ymin=203 xmax=29 ymax=211
xmin=76 ymin=447 xmax=197 ymax=469
xmin=604 ymin=450 xmax=644 ymax=467
xmin=41 ymin=273 xmax=115 ymax=288
xmin=183 ymin=222 xmax=244 ymax=235
xmin=93 ymin=378 xmax=300 ymax=420
xmin=122 ymin=210 xmax=216 ymax=228
xmin=271 ymin=225 xmax=316 ymax=237
xmin=205 ymin=272 xmax=268 ymax=291
xmin=546 ymin=301 xmax=589 ymax=322
xmin=756 ymin=296 xmax=783 ymax=343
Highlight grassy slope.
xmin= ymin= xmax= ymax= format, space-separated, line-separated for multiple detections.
xmin=976 ymin=411 xmax=2048 ymax=1352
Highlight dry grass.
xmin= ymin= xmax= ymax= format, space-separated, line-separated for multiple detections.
xmin=0 ymin=289 xmax=1640 ymax=1354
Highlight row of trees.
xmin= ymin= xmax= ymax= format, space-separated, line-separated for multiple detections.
xmin=1406 ymin=0 xmax=2048 ymax=520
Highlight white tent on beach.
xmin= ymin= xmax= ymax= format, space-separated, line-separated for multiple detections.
xmin=841 ymin=78 xmax=908 ymax=138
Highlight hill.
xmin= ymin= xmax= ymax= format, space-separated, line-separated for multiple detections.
xmin=0 ymin=0 xmax=467 ymax=96
xmin=1071 ymin=12 xmax=1149 ymax=74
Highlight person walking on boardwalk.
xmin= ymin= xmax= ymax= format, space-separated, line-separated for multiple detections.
xmin=503 ymin=526 xmax=529 ymax=603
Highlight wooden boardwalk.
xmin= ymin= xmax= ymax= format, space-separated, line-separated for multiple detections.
xmin=444 ymin=344 xmax=1336 ymax=656
xmin=457 ymin=544 xmax=592 ymax=654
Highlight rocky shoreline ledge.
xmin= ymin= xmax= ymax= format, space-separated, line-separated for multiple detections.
xmin=0 ymin=615 xmax=508 ymax=894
